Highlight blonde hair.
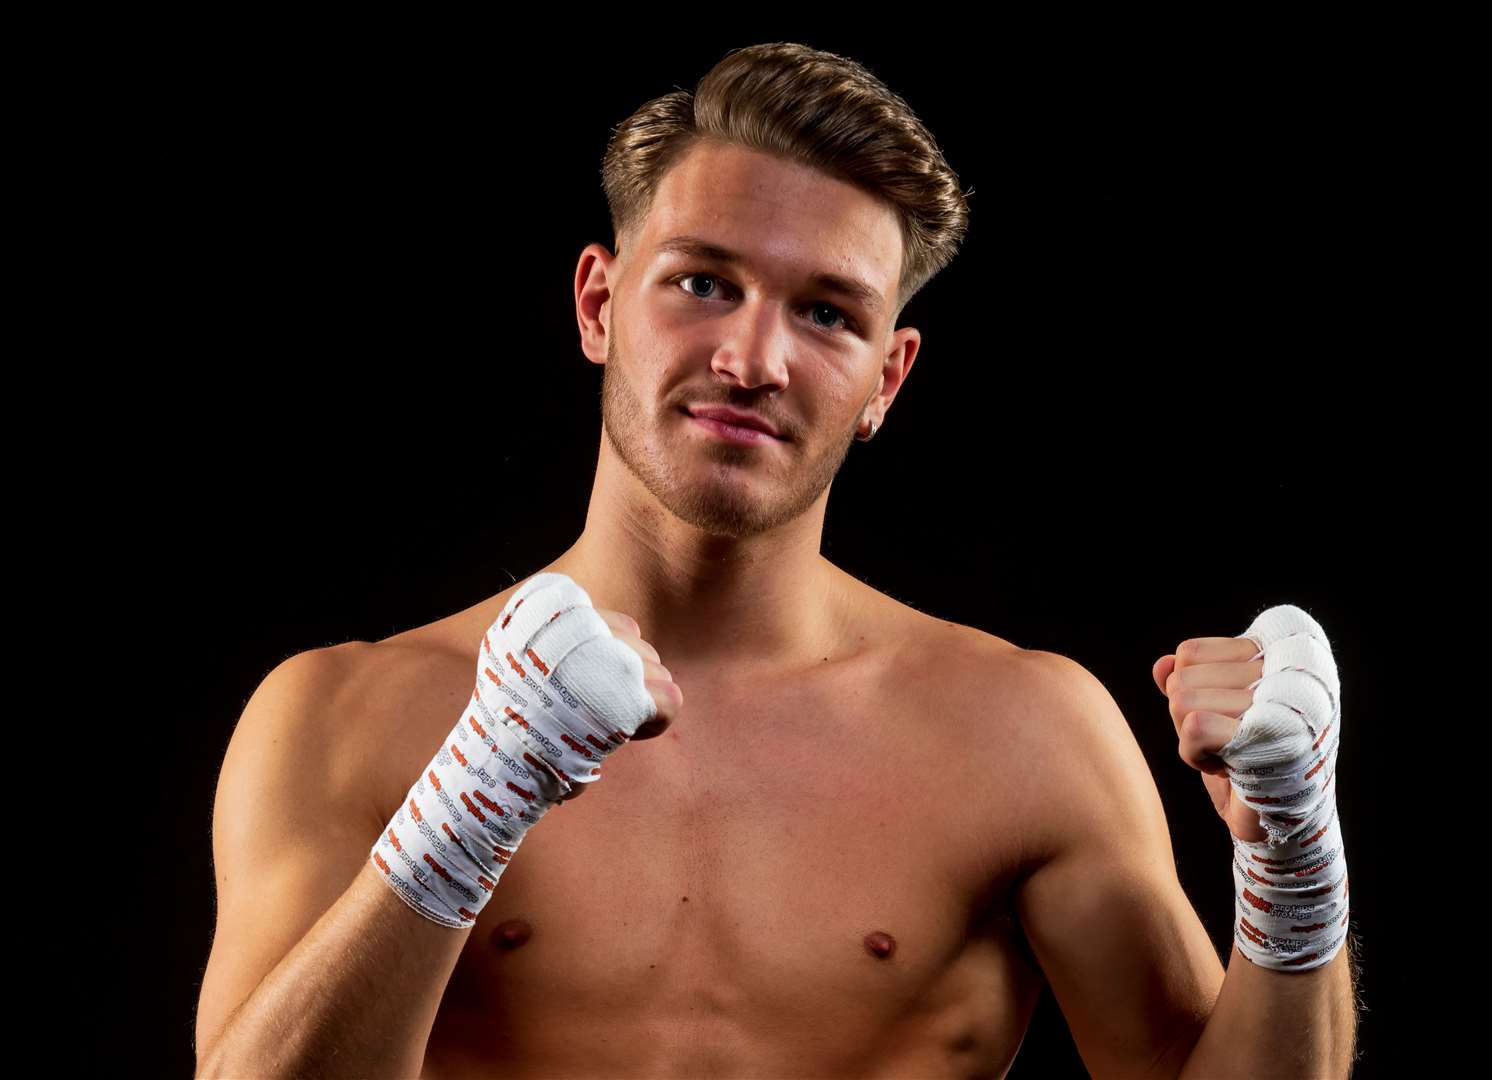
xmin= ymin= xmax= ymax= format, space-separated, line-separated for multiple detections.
xmin=600 ymin=42 xmax=972 ymax=324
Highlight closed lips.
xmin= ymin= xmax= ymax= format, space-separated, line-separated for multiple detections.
xmin=687 ymin=406 xmax=783 ymax=438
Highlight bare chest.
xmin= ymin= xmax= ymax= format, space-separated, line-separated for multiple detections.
xmin=373 ymin=645 xmax=1044 ymax=1078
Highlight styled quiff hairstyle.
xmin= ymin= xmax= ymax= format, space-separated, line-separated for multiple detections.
xmin=600 ymin=42 xmax=972 ymax=325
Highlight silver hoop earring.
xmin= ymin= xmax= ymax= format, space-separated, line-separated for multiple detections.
xmin=855 ymin=419 xmax=878 ymax=443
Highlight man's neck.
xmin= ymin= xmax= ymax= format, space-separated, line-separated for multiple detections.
xmin=542 ymin=534 xmax=848 ymax=671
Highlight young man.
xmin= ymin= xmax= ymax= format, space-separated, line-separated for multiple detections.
xmin=196 ymin=43 xmax=1356 ymax=1078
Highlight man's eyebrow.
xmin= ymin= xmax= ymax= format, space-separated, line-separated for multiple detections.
xmin=653 ymin=234 xmax=884 ymax=317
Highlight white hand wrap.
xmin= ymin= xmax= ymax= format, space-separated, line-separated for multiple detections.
xmin=368 ymin=572 xmax=657 ymax=928
xmin=1217 ymin=603 xmax=1350 ymax=971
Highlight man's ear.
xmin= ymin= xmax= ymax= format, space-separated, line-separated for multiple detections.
xmin=575 ymin=242 xmax=619 ymax=366
xmin=868 ymin=326 xmax=922 ymax=428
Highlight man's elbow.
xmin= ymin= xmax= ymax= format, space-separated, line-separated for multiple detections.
xmin=1143 ymin=1017 xmax=1208 ymax=1080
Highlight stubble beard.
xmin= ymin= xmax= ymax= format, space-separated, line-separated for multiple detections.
xmin=599 ymin=333 xmax=857 ymax=540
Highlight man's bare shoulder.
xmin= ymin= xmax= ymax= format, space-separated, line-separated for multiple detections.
xmin=867 ymin=590 xmax=1029 ymax=680
xmin=877 ymin=610 xmax=1097 ymax=869
xmin=927 ymin=637 xmax=1122 ymax=748
xmin=294 ymin=635 xmax=476 ymax=775
xmin=333 ymin=632 xmax=468 ymax=683
xmin=981 ymin=646 xmax=1164 ymax=867
xmin=850 ymin=588 xmax=1056 ymax=741
xmin=885 ymin=596 xmax=1100 ymax=715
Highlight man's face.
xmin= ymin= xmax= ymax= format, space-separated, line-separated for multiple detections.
xmin=597 ymin=139 xmax=906 ymax=541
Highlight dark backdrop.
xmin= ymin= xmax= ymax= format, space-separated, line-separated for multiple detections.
xmin=105 ymin=21 xmax=1424 ymax=1077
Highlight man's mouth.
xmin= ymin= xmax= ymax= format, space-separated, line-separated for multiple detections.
xmin=683 ymin=407 xmax=784 ymax=445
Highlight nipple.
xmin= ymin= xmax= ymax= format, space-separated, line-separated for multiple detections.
xmin=491 ymin=918 xmax=533 ymax=951
xmin=863 ymin=930 xmax=897 ymax=959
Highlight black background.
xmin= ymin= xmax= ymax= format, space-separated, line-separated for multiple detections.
xmin=89 ymin=17 xmax=1438 ymax=1077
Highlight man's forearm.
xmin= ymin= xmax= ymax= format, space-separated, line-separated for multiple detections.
xmin=197 ymin=860 xmax=471 ymax=1078
xmin=1175 ymin=934 xmax=1358 ymax=1080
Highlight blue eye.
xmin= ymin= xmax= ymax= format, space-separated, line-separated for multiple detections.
xmin=673 ymin=273 xmax=854 ymax=336
xmin=806 ymin=302 xmax=849 ymax=332
xmin=681 ymin=273 xmax=721 ymax=300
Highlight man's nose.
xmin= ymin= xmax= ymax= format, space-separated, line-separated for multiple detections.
xmin=708 ymin=298 xmax=792 ymax=390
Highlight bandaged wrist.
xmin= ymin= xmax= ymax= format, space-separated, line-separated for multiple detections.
xmin=1218 ymin=604 xmax=1350 ymax=972
xmin=368 ymin=572 xmax=657 ymax=928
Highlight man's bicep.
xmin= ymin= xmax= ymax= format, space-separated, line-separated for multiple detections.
xmin=1013 ymin=653 xmax=1225 ymax=1080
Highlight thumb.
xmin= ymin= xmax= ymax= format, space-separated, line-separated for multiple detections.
xmin=1152 ymin=654 xmax=1176 ymax=696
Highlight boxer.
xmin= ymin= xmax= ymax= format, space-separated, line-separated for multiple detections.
xmin=195 ymin=42 xmax=1358 ymax=1078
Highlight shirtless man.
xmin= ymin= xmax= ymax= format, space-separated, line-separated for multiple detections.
xmin=194 ymin=43 xmax=1357 ymax=1079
